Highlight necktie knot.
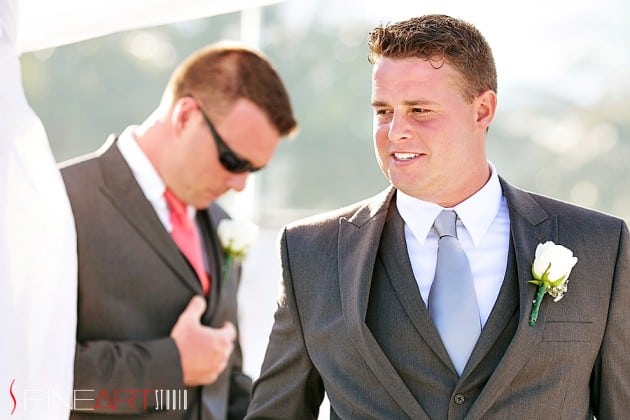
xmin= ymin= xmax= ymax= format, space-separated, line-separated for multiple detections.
xmin=434 ymin=210 xmax=457 ymax=238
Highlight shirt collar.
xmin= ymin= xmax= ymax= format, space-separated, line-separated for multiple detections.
xmin=116 ymin=126 xmax=166 ymax=203
xmin=396 ymin=162 xmax=504 ymax=246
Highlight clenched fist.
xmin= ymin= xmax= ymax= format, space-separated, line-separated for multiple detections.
xmin=170 ymin=295 xmax=236 ymax=386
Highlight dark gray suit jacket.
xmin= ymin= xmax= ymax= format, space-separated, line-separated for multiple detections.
xmin=247 ymin=180 xmax=630 ymax=419
xmin=61 ymin=137 xmax=251 ymax=419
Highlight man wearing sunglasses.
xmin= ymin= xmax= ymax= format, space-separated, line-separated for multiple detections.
xmin=60 ymin=42 xmax=297 ymax=419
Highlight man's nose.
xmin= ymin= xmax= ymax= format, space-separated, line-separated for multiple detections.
xmin=388 ymin=112 xmax=412 ymax=142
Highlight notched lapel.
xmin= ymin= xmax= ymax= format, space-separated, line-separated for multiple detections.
xmin=338 ymin=188 xmax=393 ymax=324
xmin=338 ymin=188 xmax=428 ymax=419
xmin=466 ymin=180 xmax=558 ymax=419
xmin=97 ymin=141 xmax=203 ymax=295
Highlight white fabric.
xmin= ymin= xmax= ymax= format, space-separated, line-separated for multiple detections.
xmin=0 ymin=0 xmax=17 ymax=43
xmin=397 ymin=163 xmax=510 ymax=327
xmin=1 ymin=1 xmax=283 ymax=418
xmin=15 ymin=0 xmax=284 ymax=53
xmin=1 ymin=3 xmax=77 ymax=418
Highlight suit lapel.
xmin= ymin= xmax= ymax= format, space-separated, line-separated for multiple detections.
xmin=197 ymin=207 xmax=226 ymax=319
xmin=338 ymin=188 xmax=429 ymax=419
xmin=466 ymin=179 xmax=558 ymax=419
xmin=464 ymin=239 xmax=519 ymax=376
xmin=378 ymin=203 xmax=455 ymax=371
xmin=97 ymin=138 xmax=203 ymax=295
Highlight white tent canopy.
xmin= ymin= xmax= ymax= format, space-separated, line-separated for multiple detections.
xmin=16 ymin=0 xmax=282 ymax=52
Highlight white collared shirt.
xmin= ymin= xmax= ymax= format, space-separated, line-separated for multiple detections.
xmin=396 ymin=163 xmax=510 ymax=327
xmin=116 ymin=126 xmax=196 ymax=232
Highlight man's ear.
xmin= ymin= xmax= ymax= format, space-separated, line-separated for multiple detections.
xmin=171 ymin=96 xmax=198 ymax=134
xmin=475 ymin=90 xmax=497 ymax=130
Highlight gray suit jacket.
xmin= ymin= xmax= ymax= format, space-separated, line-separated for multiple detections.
xmin=247 ymin=180 xmax=630 ymax=419
xmin=61 ymin=137 xmax=251 ymax=420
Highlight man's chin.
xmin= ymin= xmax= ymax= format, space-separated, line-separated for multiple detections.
xmin=194 ymin=193 xmax=218 ymax=209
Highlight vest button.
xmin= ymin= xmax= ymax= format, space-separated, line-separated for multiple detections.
xmin=454 ymin=393 xmax=465 ymax=405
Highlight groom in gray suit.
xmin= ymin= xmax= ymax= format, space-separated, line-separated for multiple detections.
xmin=247 ymin=15 xmax=630 ymax=419
xmin=61 ymin=43 xmax=297 ymax=419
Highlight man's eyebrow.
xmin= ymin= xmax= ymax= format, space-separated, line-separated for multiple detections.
xmin=371 ymin=100 xmax=389 ymax=107
xmin=371 ymin=100 xmax=434 ymax=107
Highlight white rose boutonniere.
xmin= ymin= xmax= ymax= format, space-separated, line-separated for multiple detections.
xmin=217 ymin=219 xmax=259 ymax=285
xmin=528 ymin=241 xmax=578 ymax=326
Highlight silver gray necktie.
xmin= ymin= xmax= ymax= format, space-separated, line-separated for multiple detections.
xmin=428 ymin=210 xmax=481 ymax=376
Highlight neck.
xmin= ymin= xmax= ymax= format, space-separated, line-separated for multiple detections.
xmin=436 ymin=162 xmax=491 ymax=208
xmin=134 ymin=108 xmax=171 ymax=180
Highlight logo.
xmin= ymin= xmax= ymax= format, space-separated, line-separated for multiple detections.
xmin=9 ymin=379 xmax=16 ymax=415
xmin=6 ymin=379 xmax=186 ymax=415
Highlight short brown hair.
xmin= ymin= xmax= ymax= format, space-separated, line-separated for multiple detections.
xmin=367 ymin=14 xmax=497 ymax=102
xmin=164 ymin=42 xmax=298 ymax=137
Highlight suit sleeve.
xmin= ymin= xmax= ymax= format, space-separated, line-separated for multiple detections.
xmin=73 ymin=337 xmax=184 ymax=414
xmin=246 ymin=227 xmax=325 ymax=419
xmin=227 ymin=342 xmax=253 ymax=419
xmin=591 ymin=220 xmax=630 ymax=417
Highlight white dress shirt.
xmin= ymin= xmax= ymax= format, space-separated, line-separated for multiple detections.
xmin=396 ymin=164 xmax=510 ymax=327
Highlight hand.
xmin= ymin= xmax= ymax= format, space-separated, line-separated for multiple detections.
xmin=170 ymin=295 xmax=236 ymax=386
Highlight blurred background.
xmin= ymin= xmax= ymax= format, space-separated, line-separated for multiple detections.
xmin=21 ymin=0 xmax=630 ymax=416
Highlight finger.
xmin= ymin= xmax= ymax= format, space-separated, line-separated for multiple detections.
xmin=182 ymin=295 xmax=207 ymax=321
xmin=219 ymin=322 xmax=237 ymax=341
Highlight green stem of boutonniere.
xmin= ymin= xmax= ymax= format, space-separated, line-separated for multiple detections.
xmin=222 ymin=254 xmax=233 ymax=287
xmin=529 ymin=285 xmax=547 ymax=326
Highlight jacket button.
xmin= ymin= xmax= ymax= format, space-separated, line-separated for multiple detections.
xmin=454 ymin=393 xmax=465 ymax=405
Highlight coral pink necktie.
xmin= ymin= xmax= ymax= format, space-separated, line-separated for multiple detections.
xmin=164 ymin=189 xmax=210 ymax=295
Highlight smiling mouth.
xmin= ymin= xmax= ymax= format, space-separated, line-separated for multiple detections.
xmin=393 ymin=152 xmax=420 ymax=161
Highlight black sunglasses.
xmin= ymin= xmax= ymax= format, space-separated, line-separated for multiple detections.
xmin=193 ymin=98 xmax=262 ymax=174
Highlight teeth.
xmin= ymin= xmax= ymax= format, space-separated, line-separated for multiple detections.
xmin=394 ymin=153 xmax=419 ymax=161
